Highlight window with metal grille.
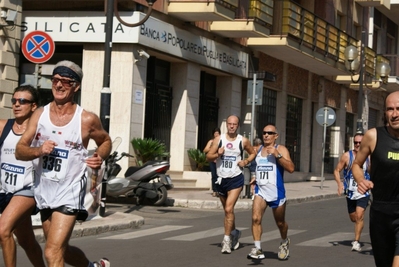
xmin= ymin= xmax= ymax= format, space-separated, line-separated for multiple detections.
xmin=198 ymin=72 xmax=219 ymax=151
xmin=256 ymin=88 xmax=276 ymax=140
xmin=345 ymin=113 xmax=354 ymax=151
xmin=285 ymin=95 xmax=302 ymax=171
xmin=145 ymin=57 xmax=172 ymax=152
xmin=368 ymin=108 xmax=379 ymax=129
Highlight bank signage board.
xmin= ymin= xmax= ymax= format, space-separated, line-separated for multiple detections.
xmin=22 ymin=11 xmax=248 ymax=77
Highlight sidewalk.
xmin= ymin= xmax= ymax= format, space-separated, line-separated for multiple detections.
xmin=33 ymin=179 xmax=340 ymax=242
xmin=167 ymin=179 xmax=339 ymax=209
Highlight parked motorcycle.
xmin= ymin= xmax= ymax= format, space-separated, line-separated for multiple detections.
xmin=104 ymin=137 xmax=173 ymax=206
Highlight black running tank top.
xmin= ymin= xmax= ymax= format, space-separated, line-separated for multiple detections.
xmin=370 ymin=127 xmax=399 ymax=213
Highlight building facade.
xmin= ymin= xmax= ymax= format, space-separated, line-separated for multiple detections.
xmin=1 ymin=0 xmax=398 ymax=186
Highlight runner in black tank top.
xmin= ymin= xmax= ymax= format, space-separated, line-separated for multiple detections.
xmin=352 ymin=91 xmax=399 ymax=267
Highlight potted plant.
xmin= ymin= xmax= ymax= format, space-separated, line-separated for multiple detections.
xmin=131 ymin=138 xmax=170 ymax=166
xmin=187 ymin=148 xmax=209 ymax=171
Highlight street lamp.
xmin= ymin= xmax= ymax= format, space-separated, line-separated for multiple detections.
xmin=99 ymin=0 xmax=157 ymax=217
xmin=344 ymin=31 xmax=391 ymax=134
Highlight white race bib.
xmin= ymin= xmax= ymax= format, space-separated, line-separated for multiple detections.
xmin=41 ymin=148 xmax=70 ymax=182
xmin=256 ymin=165 xmax=276 ymax=185
xmin=0 ymin=163 xmax=25 ymax=192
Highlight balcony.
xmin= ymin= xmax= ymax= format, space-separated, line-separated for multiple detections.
xmin=167 ymin=0 xmax=238 ymax=21
xmin=356 ymin=0 xmax=399 ymax=25
xmin=381 ymin=54 xmax=399 ymax=92
xmin=210 ymin=0 xmax=272 ymax=37
xmin=355 ymin=0 xmax=390 ymax=8
xmin=210 ymin=0 xmax=274 ymax=38
xmin=247 ymin=1 xmax=361 ymax=76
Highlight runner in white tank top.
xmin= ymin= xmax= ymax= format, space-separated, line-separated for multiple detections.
xmin=15 ymin=61 xmax=112 ymax=267
xmin=216 ymin=134 xmax=244 ymax=179
xmin=206 ymin=115 xmax=256 ymax=254
xmin=0 ymin=85 xmax=46 ymax=267
xmin=247 ymin=125 xmax=295 ymax=261
xmin=32 ymin=104 xmax=88 ymax=212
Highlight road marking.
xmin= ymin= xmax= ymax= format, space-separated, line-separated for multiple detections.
xmin=163 ymin=227 xmax=248 ymax=241
xmin=240 ymin=229 xmax=307 ymax=243
xmin=99 ymin=225 xmax=192 ymax=240
xmin=297 ymin=232 xmax=369 ymax=247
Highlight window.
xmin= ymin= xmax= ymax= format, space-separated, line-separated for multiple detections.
xmin=256 ymin=88 xmax=276 ymax=139
xmin=286 ymin=95 xmax=302 ymax=171
xmin=345 ymin=113 xmax=354 ymax=151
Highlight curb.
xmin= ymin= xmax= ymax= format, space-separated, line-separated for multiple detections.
xmin=33 ymin=211 xmax=145 ymax=243
xmin=166 ymin=193 xmax=341 ymax=209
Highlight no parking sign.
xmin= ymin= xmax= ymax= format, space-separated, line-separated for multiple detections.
xmin=21 ymin=31 xmax=55 ymax=64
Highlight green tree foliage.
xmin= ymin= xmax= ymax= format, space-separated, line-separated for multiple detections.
xmin=187 ymin=148 xmax=209 ymax=171
xmin=131 ymin=138 xmax=170 ymax=166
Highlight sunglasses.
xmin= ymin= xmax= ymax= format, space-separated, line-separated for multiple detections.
xmin=11 ymin=98 xmax=34 ymax=105
xmin=263 ymin=131 xmax=277 ymax=135
xmin=354 ymin=141 xmax=361 ymax=145
xmin=51 ymin=77 xmax=76 ymax=87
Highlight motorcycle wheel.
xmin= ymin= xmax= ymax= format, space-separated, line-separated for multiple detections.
xmin=142 ymin=186 xmax=168 ymax=206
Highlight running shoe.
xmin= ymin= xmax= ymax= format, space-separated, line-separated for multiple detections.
xmin=247 ymin=247 xmax=265 ymax=259
xmin=221 ymin=239 xmax=232 ymax=254
xmin=351 ymin=241 xmax=362 ymax=252
xmin=93 ymin=258 xmax=111 ymax=267
xmin=278 ymin=238 xmax=290 ymax=260
xmin=231 ymin=229 xmax=241 ymax=250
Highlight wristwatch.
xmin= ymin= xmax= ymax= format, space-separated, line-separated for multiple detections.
xmin=276 ymin=153 xmax=283 ymax=160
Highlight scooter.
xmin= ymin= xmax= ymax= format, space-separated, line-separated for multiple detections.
xmin=104 ymin=137 xmax=173 ymax=206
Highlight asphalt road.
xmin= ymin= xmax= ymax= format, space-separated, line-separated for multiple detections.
xmin=8 ymin=198 xmax=375 ymax=267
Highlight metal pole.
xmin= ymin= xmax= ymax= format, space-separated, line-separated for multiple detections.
xmin=356 ymin=31 xmax=365 ymax=134
xmin=320 ymin=107 xmax=327 ymax=189
xmin=99 ymin=0 xmax=114 ymax=217
xmin=250 ymin=74 xmax=256 ymax=146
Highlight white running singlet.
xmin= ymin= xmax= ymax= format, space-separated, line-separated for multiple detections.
xmin=216 ymin=134 xmax=243 ymax=178
xmin=0 ymin=128 xmax=34 ymax=193
xmin=32 ymin=104 xmax=88 ymax=210
xmin=254 ymin=145 xmax=286 ymax=202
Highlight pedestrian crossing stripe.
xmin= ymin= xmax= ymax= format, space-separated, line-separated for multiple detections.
xmin=296 ymin=232 xmax=368 ymax=247
xmin=239 ymin=229 xmax=306 ymax=243
xmin=99 ymin=225 xmax=192 ymax=240
xmin=163 ymin=227 xmax=248 ymax=241
xmin=99 ymin=225 xmax=369 ymax=248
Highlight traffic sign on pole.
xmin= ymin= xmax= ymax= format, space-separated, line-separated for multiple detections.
xmin=21 ymin=31 xmax=55 ymax=64
xmin=316 ymin=107 xmax=336 ymax=189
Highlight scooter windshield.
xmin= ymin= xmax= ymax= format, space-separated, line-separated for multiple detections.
xmin=112 ymin=137 xmax=122 ymax=151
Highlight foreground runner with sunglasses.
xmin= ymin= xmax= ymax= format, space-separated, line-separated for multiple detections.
xmin=247 ymin=124 xmax=294 ymax=260
xmin=15 ymin=60 xmax=112 ymax=267
xmin=0 ymin=85 xmax=45 ymax=267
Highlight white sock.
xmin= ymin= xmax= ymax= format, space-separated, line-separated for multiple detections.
xmin=254 ymin=241 xmax=261 ymax=249
xmin=224 ymin=235 xmax=231 ymax=241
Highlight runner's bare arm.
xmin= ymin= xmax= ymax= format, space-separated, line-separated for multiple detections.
xmin=334 ymin=152 xmax=348 ymax=195
xmin=274 ymin=145 xmax=295 ymax=173
xmin=82 ymin=110 xmax=112 ymax=169
xmin=352 ymin=128 xmax=376 ymax=193
xmin=15 ymin=108 xmax=49 ymax=160
xmin=238 ymin=137 xmax=256 ymax=167
xmin=206 ymin=136 xmax=222 ymax=162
